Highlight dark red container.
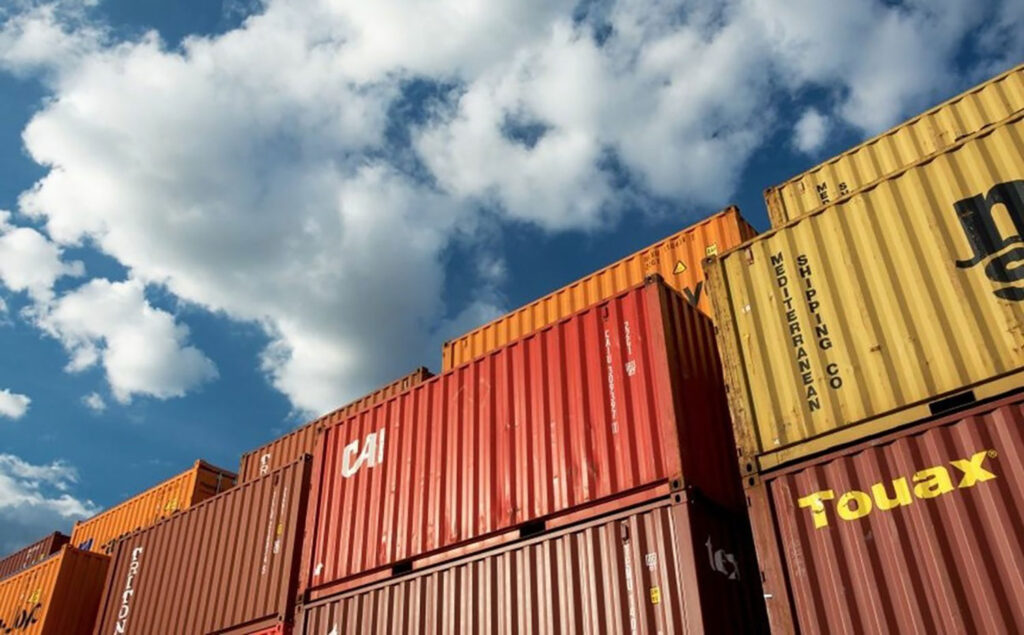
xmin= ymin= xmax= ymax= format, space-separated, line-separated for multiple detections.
xmin=91 ymin=457 xmax=312 ymax=635
xmin=300 ymin=495 xmax=767 ymax=634
xmin=0 ymin=531 xmax=68 ymax=580
xmin=748 ymin=391 xmax=1024 ymax=634
xmin=302 ymin=276 xmax=742 ymax=598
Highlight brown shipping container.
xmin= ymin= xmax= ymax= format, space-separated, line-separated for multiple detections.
xmin=0 ymin=546 xmax=109 ymax=635
xmin=0 ymin=532 xmax=69 ymax=580
xmin=303 ymin=275 xmax=743 ymax=598
xmin=442 ymin=206 xmax=756 ymax=370
xmin=706 ymin=111 xmax=1024 ymax=474
xmin=764 ymin=62 xmax=1024 ymax=227
xmin=239 ymin=368 xmax=433 ymax=483
xmin=747 ymin=392 xmax=1024 ymax=634
xmin=300 ymin=495 xmax=767 ymax=634
xmin=91 ymin=457 xmax=311 ymax=635
xmin=72 ymin=459 xmax=236 ymax=554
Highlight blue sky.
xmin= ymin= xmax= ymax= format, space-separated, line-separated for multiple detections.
xmin=0 ymin=0 xmax=1020 ymax=551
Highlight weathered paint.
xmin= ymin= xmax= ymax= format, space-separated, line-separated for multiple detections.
xmin=764 ymin=62 xmax=1024 ymax=226
xmin=706 ymin=112 xmax=1024 ymax=473
xmin=239 ymin=368 xmax=433 ymax=483
xmin=71 ymin=460 xmax=236 ymax=554
xmin=91 ymin=458 xmax=311 ymax=635
xmin=0 ymin=533 xmax=68 ymax=581
xmin=300 ymin=496 xmax=767 ymax=634
xmin=748 ymin=392 xmax=1024 ymax=634
xmin=442 ymin=207 xmax=756 ymax=370
xmin=0 ymin=546 xmax=108 ymax=635
xmin=304 ymin=276 xmax=742 ymax=597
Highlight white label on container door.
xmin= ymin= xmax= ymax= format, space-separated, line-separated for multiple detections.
xmin=341 ymin=428 xmax=386 ymax=478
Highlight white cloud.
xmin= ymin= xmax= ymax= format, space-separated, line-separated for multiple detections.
xmin=0 ymin=453 xmax=98 ymax=552
xmin=34 ymin=278 xmax=217 ymax=403
xmin=0 ymin=388 xmax=31 ymax=419
xmin=82 ymin=391 xmax=104 ymax=411
xmin=793 ymin=108 xmax=829 ymax=154
xmin=0 ymin=210 xmax=83 ymax=301
xmin=0 ymin=0 xmax=1019 ymax=414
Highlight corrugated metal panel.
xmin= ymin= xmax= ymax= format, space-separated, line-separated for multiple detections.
xmin=71 ymin=460 xmax=236 ymax=554
xmin=304 ymin=276 xmax=742 ymax=597
xmin=92 ymin=457 xmax=311 ymax=635
xmin=748 ymin=392 xmax=1024 ymax=634
xmin=0 ymin=546 xmax=109 ymax=635
xmin=239 ymin=368 xmax=433 ymax=483
xmin=300 ymin=496 xmax=767 ymax=634
xmin=442 ymin=207 xmax=756 ymax=370
xmin=0 ymin=532 xmax=68 ymax=580
xmin=764 ymin=62 xmax=1024 ymax=226
xmin=706 ymin=112 xmax=1024 ymax=473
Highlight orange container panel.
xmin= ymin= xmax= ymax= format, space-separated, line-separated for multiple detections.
xmin=238 ymin=368 xmax=433 ymax=483
xmin=0 ymin=546 xmax=108 ymax=635
xmin=0 ymin=532 xmax=68 ymax=580
xmin=747 ymin=392 xmax=1024 ymax=634
xmin=300 ymin=496 xmax=768 ymax=634
xmin=441 ymin=206 xmax=756 ymax=370
xmin=71 ymin=460 xmax=236 ymax=554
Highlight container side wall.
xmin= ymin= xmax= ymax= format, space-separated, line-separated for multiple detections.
xmin=765 ymin=62 xmax=1024 ymax=226
xmin=92 ymin=458 xmax=311 ymax=635
xmin=0 ymin=547 xmax=108 ymax=635
xmin=442 ymin=207 xmax=755 ymax=370
xmin=709 ymin=113 xmax=1024 ymax=471
xmin=307 ymin=278 xmax=742 ymax=594
xmin=300 ymin=498 xmax=767 ymax=634
xmin=238 ymin=368 xmax=433 ymax=482
xmin=752 ymin=394 xmax=1024 ymax=634
xmin=0 ymin=533 xmax=69 ymax=580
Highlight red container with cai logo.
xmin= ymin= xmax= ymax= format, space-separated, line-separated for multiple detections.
xmin=301 ymin=275 xmax=743 ymax=599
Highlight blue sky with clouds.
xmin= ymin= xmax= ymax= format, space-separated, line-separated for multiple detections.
xmin=0 ymin=0 xmax=1020 ymax=551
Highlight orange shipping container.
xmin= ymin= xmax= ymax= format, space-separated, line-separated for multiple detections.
xmin=71 ymin=460 xmax=235 ymax=554
xmin=0 ymin=546 xmax=108 ymax=635
xmin=238 ymin=368 xmax=433 ymax=483
xmin=0 ymin=532 xmax=68 ymax=581
xmin=441 ymin=206 xmax=756 ymax=370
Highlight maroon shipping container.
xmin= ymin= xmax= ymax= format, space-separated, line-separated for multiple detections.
xmin=0 ymin=531 xmax=68 ymax=580
xmin=91 ymin=457 xmax=312 ymax=635
xmin=747 ymin=391 xmax=1024 ymax=634
xmin=300 ymin=495 xmax=767 ymax=634
xmin=302 ymin=275 xmax=742 ymax=598
xmin=239 ymin=368 xmax=433 ymax=483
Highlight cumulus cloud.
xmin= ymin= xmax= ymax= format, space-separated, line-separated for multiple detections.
xmin=0 ymin=0 xmax=1018 ymax=414
xmin=793 ymin=108 xmax=829 ymax=154
xmin=0 ymin=388 xmax=31 ymax=419
xmin=0 ymin=210 xmax=83 ymax=301
xmin=0 ymin=453 xmax=98 ymax=552
xmin=82 ymin=391 xmax=105 ymax=411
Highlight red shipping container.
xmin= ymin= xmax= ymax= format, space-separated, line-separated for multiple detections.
xmin=0 ymin=532 xmax=69 ymax=580
xmin=747 ymin=391 xmax=1024 ymax=634
xmin=91 ymin=458 xmax=311 ymax=635
xmin=302 ymin=275 xmax=742 ymax=598
xmin=300 ymin=495 xmax=767 ymax=634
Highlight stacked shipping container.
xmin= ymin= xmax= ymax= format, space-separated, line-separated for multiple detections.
xmin=0 ymin=533 xmax=68 ymax=581
xmin=0 ymin=546 xmax=108 ymax=635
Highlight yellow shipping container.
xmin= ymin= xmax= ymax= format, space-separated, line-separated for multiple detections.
xmin=442 ymin=206 xmax=756 ymax=370
xmin=706 ymin=111 xmax=1024 ymax=474
xmin=764 ymin=62 xmax=1024 ymax=227
xmin=0 ymin=547 xmax=108 ymax=635
xmin=71 ymin=460 xmax=235 ymax=554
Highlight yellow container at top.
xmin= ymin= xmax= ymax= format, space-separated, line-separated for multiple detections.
xmin=764 ymin=62 xmax=1024 ymax=227
xmin=706 ymin=111 xmax=1024 ymax=474
xmin=442 ymin=206 xmax=756 ymax=370
xmin=71 ymin=460 xmax=235 ymax=554
xmin=0 ymin=547 xmax=108 ymax=635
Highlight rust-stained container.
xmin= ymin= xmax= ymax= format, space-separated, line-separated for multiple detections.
xmin=300 ymin=495 xmax=767 ymax=634
xmin=705 ymin=111 xmax=1024 ymax=474
xmin=303 ymin=275 xmax=743 ymax=598
xmin=764 ymin=62 xmax=1024 ymax=227
xmin=0 ymin=546 xmax=109 ymax=635
xmin=747 ymin=392 xmax=1024 ymax=634
xmin=71 ymin=459 xmax=236 ymax=554
xmin=0 ymin=532 xmax=69 ymax=581
xmin=442 ymin=206 xmax=756 ymax=370
xmin=91 ymin=457 xmax=311 ymax=635
xmin=239 ymin=368 xmax=433 ymax=483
